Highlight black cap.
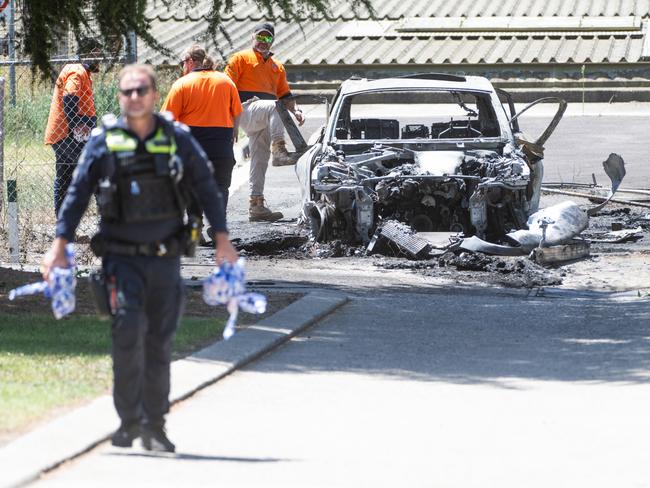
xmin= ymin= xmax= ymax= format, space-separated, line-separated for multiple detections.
xmin=253 ymin=22 xmax=275 ymax=37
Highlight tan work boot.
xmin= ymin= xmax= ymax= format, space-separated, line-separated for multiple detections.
xmin=249 ymin=196 xmax=284 ymax=222
xmin=271 ymin=140 xmax=297 ymax=167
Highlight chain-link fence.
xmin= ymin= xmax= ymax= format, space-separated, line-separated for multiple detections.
xmin=0 ymin=61 xmax=179 ymax=265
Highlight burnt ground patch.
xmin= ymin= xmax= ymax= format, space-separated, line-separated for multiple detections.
xmin=224 ymin=201 xmax=650 ymax=289
xmin=231 ymin=227 xmax=365 ymax=259
xmin=232 ymin=227 xmax=309 ymax=257
xmin=376 ymin=253 xmax=563 ymax=288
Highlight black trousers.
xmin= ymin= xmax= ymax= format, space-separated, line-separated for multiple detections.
xmin=52 ymin=136 xmax=85 ymax=217
xmin=103 ymin=254 xmax=185 ymax=426
xmin=189 ymin=156 xmax=235 ymax=217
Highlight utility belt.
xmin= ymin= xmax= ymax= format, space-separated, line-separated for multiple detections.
xmin=88 ymin=241 xmax=182 ymax=317
xmin=88 ymin=217 xmax=201 ymax=318
xmin=90 ymin=217 xmax=200 ymax=259
xmin=91 ymin=236 xmax=182 ymax=257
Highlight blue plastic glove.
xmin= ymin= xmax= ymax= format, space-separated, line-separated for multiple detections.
xmin=202 ymin=257 xmax=266 ymax=339
xmin=8 ymin=244 xmax=76 ymax=320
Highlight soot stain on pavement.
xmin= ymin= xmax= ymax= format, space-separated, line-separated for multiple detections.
xmin=229 ymin=226 xmax=563 ymax=288
xmin=225 ymin=203 xmax=650 ymax=289
xmin=377 ymin=253 xmax=563 ymax=288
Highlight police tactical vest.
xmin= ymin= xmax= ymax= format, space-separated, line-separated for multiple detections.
xmin=97 ymin=116 xmax=186 ymax=224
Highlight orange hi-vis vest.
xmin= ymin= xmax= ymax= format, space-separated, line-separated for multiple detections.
xmin=44 ymin=63 xmax=96 ymax=145
xmin=225 ymin=49 xmax=291 ymax=102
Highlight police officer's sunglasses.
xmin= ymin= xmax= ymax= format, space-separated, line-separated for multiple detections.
xmin=119 ymin=85 xmax=152 ymax=97
xmin=255 ymin=34 xmax=274 ymax=43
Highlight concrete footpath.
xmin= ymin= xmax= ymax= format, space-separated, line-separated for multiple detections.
xmin=0 ymin=290 xmax=348 ymax=488
xmin=22 ymin=287 xmax=650 ymax=488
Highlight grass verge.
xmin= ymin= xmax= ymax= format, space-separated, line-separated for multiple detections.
xmin=0 ymin=313 xmax=225 ymax=436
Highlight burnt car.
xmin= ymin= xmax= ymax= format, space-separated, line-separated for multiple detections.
xmin=293 ymin=73 xmax=566 ymax=244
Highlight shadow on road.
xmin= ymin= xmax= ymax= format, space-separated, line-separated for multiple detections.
xmin=107 ymin=451 xmax=290 ymax=463
xmin=251 ymin=285 xmax=650 ymax=387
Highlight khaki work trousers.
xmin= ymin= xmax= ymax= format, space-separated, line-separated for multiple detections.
xmin=239 ymin=99 xmax=285 ymax=197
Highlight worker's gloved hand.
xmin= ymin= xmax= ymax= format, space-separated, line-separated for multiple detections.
xmin=72 ymin=124 xmax=91 ymax=142
xmin=293 ymin=109 xmax=305 ymax=126
xmin=202 ymin=257 xmax=266 ymax=339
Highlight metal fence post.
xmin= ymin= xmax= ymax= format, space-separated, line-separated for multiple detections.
xmin=0 ymin=77 xmax=4 ymax=216
xmin=7 ymin=178 xmax=18 ymax=263
xmin=126 ymin=31 xmax=137 ymax=63
xmin=8 ymin=0 xmax=15 ymax=106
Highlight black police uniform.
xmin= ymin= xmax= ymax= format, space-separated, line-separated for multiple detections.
xmin=56 ymin=113 xmax=227 ymax=440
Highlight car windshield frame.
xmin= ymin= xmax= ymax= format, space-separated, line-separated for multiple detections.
xmin=327 ymin=87 xmax=508 ymax=146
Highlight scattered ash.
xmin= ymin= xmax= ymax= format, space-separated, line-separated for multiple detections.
xmin=588 ymin=204 xmax=650 ymax=232
xmin=232 ymin=226 xmax=562 ymax=287
xmin=442 ymin=252 xmax=498 ymax=271
xmin=232 ymin=226 xmax=366 ymax=259
xmin=593 ymin=208 xmax=631 ymax=217
xmin=307 ymin=240 xmax=365 ymax=259
xmin=376 ymin=251 xmax=562 ymax=288
xmin=233 ymin=229 xmax=309 ymax=257
xmin=581 ymin=204 xmax=650 ymax=252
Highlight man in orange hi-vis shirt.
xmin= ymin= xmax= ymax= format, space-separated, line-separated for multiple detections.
xmin=45 ymin=37 xmax=101 ymax=216
xmin=225 ymin=23 xmax=305 ymax=222
xmin=162 ymin=44 xmax=242 ymax=215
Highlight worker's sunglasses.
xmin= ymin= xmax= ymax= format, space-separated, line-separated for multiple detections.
xmin=179 ymin=58 xmax=189 ymax=67
xmin=255 ymin=34 xmax=274 ymax=43
xmin=119 ymin=85 xmax=152 ymax=97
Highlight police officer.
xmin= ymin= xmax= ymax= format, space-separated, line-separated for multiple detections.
xmin=41 ymin=64 xmax=238 ymax=452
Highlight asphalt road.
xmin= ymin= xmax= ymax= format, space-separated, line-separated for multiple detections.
xmin=34 ymin=289 xmax=650 ymax=487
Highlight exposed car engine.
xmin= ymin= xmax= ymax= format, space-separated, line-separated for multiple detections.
xmin=305 ymin=143 xmax=533 ymax=244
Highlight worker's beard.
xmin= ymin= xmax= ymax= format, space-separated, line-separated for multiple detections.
xmin=253 ymin=44 xmax=271 ymax=58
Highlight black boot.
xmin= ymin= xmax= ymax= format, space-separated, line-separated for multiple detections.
xmin=141 ymin=423 xmax=176 ymax=453
xmin=111 ymin=422 xmax=140 ymax=448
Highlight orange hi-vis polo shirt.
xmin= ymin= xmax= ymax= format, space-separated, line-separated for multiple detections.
xmin=161 ymin=69 xmax=243 ymax=159
xmin=225 ymin=49 xmax=291 ymax=102
xmin=44 ymin=63 xmax=96 ymax=145
xmin=162 ymin=70 xmax=242 ymax=128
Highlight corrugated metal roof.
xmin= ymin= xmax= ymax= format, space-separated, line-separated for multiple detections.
xmin=145 ymin=0 xmax=650 ymax=22
xmin=139 ymin=1 xmax=650 ymax=67
xmin=140 ymin=17 xmax=647 ymax=66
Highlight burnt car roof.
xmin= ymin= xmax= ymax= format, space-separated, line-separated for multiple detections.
xmin=338 ymin=75 xmax=497 ymax=96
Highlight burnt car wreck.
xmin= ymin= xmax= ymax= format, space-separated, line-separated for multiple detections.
xmin=292 ymin=74 xmax=567 ymax=248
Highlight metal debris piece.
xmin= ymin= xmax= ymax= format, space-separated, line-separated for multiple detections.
xmin=530 ymin=240 xmax=590 ymax=265
xmin=459 ymin=235 xmax=526 ymax=256
xmin=418 ymin=232 xmax=462 ymax=249
xmin=587 ymin=153 xmax=626 ymax=216
xmin=507 ymin=200 xmax=589 ymax=251
xmin=275 ymin=100 xmax=309 ymax=155
xmin=587 ymin=226 xmax=644 ymax=244
xmin=367 ymin=221 xmax=431 ymax=258
xmin=542 ymin=188 xmax=650 ymax=209
xmin=541 ymin=154 xmax=635 ymax=211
